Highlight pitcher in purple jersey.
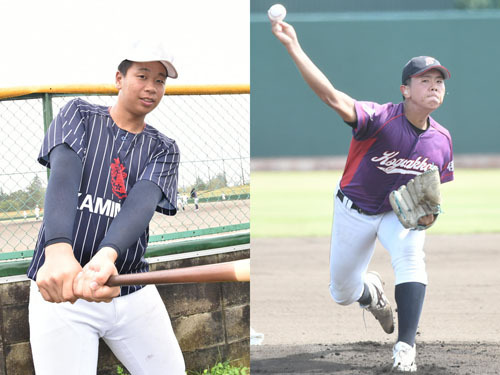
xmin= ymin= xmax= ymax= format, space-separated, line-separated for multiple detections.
xmin=272 ymin=21 xmax=453 ymax=372
xmin=28 ymin=42 xmax=185 ymax=374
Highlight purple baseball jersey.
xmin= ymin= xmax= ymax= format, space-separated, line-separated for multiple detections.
xmin=340 ymin=101 xmax=454 ymax=214
xmin=27 ymin=98 xmax=179 ymax=296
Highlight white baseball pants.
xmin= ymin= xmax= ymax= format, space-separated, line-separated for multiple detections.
xmin=29 ymin=282 xmax=185 ymax=375
xmin=329 ymin=188 xmax=427 ymax=305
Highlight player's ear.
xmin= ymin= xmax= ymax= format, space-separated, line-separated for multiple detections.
xmin=400 ymin=84 xmax=410 ymax=99
xmin=115 ymin=71 xmax=123 ymax=90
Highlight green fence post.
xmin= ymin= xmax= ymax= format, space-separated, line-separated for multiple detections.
xmin=42 ymin=93 xmax=53 ymax=180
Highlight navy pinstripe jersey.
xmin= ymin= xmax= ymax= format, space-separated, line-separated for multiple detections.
xmin=27 ymin=98 xmax=179 ymax=296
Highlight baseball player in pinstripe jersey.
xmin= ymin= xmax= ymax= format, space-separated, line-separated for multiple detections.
xmin=27 ymin=42 xmax=185 ymax=374
xmin=272 ymin=22 xmax=454 ymax=372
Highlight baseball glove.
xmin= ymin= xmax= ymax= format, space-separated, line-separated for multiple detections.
xmin=389 ymin=166 xmax=442 ymax=230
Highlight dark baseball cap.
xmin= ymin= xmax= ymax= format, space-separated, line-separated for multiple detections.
xmin=402 ymin=56 xmax=450 ymax=84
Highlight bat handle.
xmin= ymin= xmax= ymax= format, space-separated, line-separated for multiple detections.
xmin=105 ymin=259 xmax=250 ymax=286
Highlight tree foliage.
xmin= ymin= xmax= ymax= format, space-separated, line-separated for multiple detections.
xmin=0 ymin=176 xmax=45 ymax=213
xmin=456 ymin=0 xmax=500 ymax=8
xmin=185 ymin=173 xmax=228 ymax=194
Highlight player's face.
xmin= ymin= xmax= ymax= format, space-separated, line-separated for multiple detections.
xmin=406 ymin=70 xmax=445 ymax=110
xmin=116 ymin=61 xmax=167 ymax=116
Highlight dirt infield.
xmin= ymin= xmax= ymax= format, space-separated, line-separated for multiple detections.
xmin=250 ymin=234 xmax=500 ymax=374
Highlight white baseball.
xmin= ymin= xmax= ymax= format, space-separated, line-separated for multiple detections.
xmin=268 ymin=4 xmax=287 ymax=22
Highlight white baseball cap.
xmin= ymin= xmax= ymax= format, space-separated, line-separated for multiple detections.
xmin=123 ymin=41 xmax=178 ymax=79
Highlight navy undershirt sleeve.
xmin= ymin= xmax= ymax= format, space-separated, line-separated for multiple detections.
xmin=43 ymin=144 xmax=83 ymax=248
xmin=98 ymin=180 xmax=162 ymax=258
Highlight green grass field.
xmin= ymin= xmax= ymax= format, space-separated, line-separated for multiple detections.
xmin=197 ymin=185 xmax=250 ymax=198
xmin=251 ymin=169 xmax=500 ymax=238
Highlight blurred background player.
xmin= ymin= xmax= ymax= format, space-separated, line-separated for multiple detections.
xmin=191 ymin=187 xmax=199 ymax=211
xmin=177 ymin=192 xmax=186 ymax=211
xmin=34 ymin=204 xmax=40 ymax=220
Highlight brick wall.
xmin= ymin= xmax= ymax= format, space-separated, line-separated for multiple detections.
xmin=0 ymin=249 xmax=249 ymax=374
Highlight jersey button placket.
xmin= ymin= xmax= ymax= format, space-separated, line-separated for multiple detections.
xmin=381 ymin=121 xmax=420 ymax=212
xmin=117 ymin=130 xmax=131 ymax=160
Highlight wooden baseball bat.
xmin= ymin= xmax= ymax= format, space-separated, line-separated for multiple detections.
xmin=105 ymin=259 xmax=250 ymax=286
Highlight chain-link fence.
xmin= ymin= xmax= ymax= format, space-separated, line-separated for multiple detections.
xmin=0 ymin=85 xmax=249 ymax=256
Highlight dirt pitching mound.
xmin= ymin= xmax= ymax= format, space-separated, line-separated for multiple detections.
xmin=251 ymin=341 xmax=500 ymax=374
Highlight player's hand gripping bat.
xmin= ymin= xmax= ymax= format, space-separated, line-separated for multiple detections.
xmin=105 ymin=259 xmax=250 ymax=286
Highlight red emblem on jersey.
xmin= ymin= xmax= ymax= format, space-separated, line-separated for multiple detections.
xmin=111 ymin=158 xmax=128 ymax=199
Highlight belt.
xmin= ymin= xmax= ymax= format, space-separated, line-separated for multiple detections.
xmin=336 ymin=190 xmax=377 ymax=216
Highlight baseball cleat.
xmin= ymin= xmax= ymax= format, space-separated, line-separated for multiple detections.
xmin=392 ymin=341 xmax=417 ymax=372
xmin=362 ymin=271 xmax=395 ymax=334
